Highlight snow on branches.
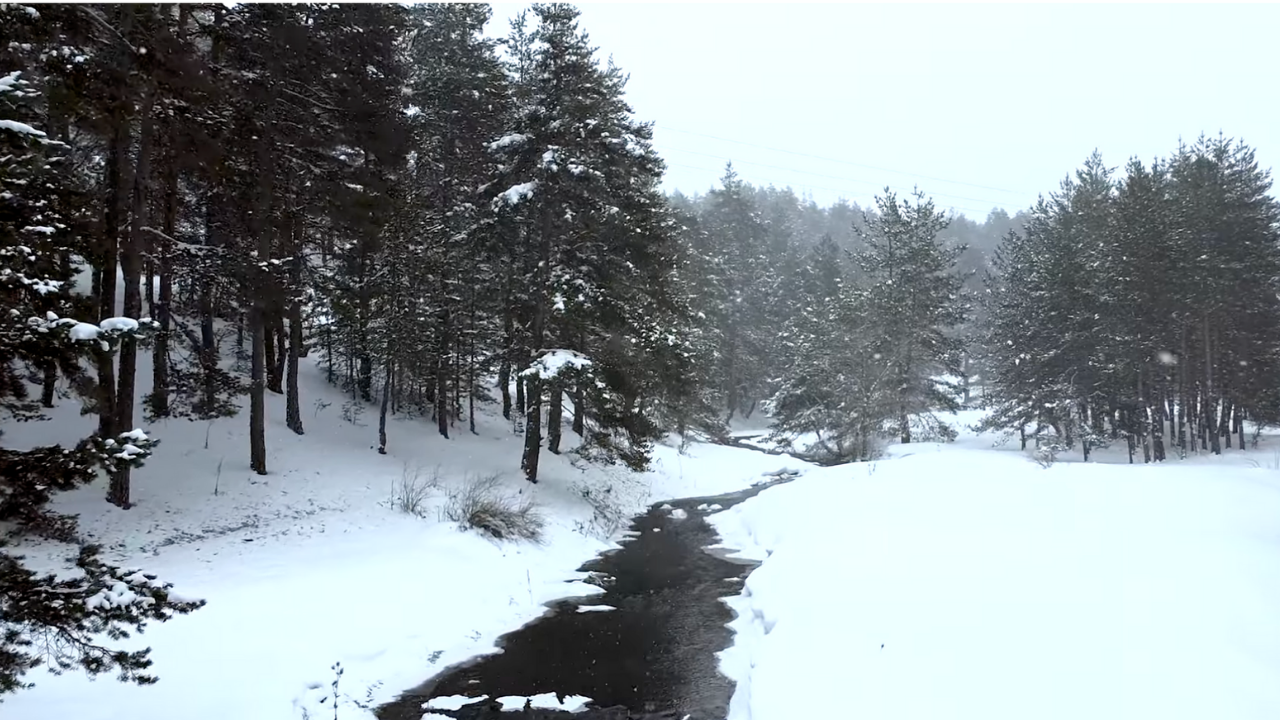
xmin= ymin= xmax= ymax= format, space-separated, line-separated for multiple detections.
xmin=0 ymin=545 xmax=206 ymax=696
xmin=521 ymin=349 xmax=593 ymax=381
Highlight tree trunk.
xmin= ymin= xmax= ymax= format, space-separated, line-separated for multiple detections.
xmin=41 ymin=363 xmax=56 ymax=408
xmin=724 ymin=318 xmax=738 ymax=424
xmin=435 ymin=306 xmax=450 ymax=439
xmin=1125 ymin=411 xmax=1135 ymax=464
xmin=264 ymin=312 xmax=280 ymax=393
xmin=499 ymin=307 xmax=513 ymax=420
xmin=96 ymin=99 xmax=131 ymax=441
xmin=453 ymin=332 xmax=462 ymax=429
xmin=1218 ymin=399 xmax=1232 ymax=449
xmin=324 ymin=320 xmax=334 ymax=385
xmin=468 ymin=288 xmax=477 ymax=435
xmin=272 ymin=313 xmax=287 ymax=393
xmin=110 ymin=87 xmax=155 ymax=509
xmin=150 ymin=135 xmax=178 ymax=419
xmin=91 ymin=266 xmax=103 ymax=309
xmin=199 ymin=202 xmax=218 ymax=415
xmin=248 ymin=136 xmax=273 ymax=476
xmin=499 ymin=357 xmax=512 ymax=420
xmin=144 ymin=256 xmax=155 ymax=318
xmin=522 ymin=208 xmax=551 ymax=482
xmin=1177 ymin=328 xmax=1187 ymax=454
xmin=377 ymin=362 xmax=391 ymax=454
xmin=357 ymin=348 xmax=372 ymax=403
xmin=1138 ymin=367 xmax=1151 ymax=463
xmin=1204 ymin=316 xmax=1219 ymax=455
xmin=548 ymin=385 xmax=563 ymax=454
xmin=572 ymin=383 xmax=585 ymax=436
xmin=285 ymin=289 xmax=304 ymax=435
xmin=1152 ymin=387 xmax=1166 ymax=462
xmin=515 ymin=373 xmax=525 ymax=416
xmin=522 ymin=376 xmax=542 ymax=482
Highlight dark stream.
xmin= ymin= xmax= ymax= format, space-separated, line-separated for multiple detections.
xmin=375 ymin=472 xmax=796 ymax=720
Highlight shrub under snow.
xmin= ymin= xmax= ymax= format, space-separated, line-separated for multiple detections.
xmin=442 ymin=474 xmax=544 ymax=543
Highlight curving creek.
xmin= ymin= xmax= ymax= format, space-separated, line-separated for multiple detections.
xmin=374 ymin=472 xmax=796 ymax=720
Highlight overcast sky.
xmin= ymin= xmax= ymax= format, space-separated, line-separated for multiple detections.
xmin=486 ymin=3 xmax=1280 ymax=220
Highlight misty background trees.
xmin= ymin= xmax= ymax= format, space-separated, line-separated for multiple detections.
xmin=4 ymin=0 xmax=1280 ymax=697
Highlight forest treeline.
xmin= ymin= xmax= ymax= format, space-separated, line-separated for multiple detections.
xmin=981 ymin=142 xmax=1280 ymax=462
xmin=3 ymin=2 xmax=1279 ymax=696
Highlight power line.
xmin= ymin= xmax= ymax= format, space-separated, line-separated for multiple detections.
xmin=654 ymin=124 xmax=1031 ymax=197
xmin=660 ymin=159 xmax=999 ymax=218
xmin=656 ymin=144 xmax=1016 ymax=207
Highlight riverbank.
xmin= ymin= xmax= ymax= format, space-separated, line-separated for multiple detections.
xmin=4 ymin=353 xmax=803 ymax=720
xmin=377 ymin=476 xmax=796 ymax=720
xmin=710 ymin=437 xmax=1280 ymax=720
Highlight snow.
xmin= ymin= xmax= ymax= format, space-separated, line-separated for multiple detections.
xmin=521 ymin=349 xmax=592 ymax=380
xmin=120 ymin=428 xmax=149 ymax=443
xmin=0 ymin=118 xmax=45 ymax=136
xmin=113 ymin=443 xmax=145 ymax=460
xmin=497 ymin=180 xmax=537 ymax=205
xmin=496 ymin=695 xmax=528 ymax=712
xmin=558 ymin=694 xmax=593 ymax=713
xmin=68 ymin=322 xmax=102 ymax=341
xmin=33 ymin=257 xmax=1272 ymax=720
xmin=99 ymin=317 xmax=140 ymax=333
xmin=423 ymin=694 xmax=487 ymax=711
xmin=4 ymin=298 xmax=783 ymax=719
xmin=487 ymin=133 xmax=529 ymax=152
xmin=63 ymin=316 xmax=145 ymax=343
xmin=559 ymin=694 xmax=593 ymax=713
xmin=711 ymin=416 xmax=1280 ymax=720
xmin=25 ymin=277 xmax=61 ymax=295
xmin=494 ymin=692 xmax=592 ymax=713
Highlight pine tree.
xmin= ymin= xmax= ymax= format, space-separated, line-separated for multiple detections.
xmin=397 ymin=2 xmax=509 ymax=442
xmin=1 ymin=61 xmax=202 ymax=697
xmin=699 ymin=164 xmax=775 ymax=421
xmin=489 ymin=3 xmax=678 ymax=481
xmin=981 ymin=141 xmax=1280 ymax=460
xmin=851 ymin=189 xmax=967 ymax=444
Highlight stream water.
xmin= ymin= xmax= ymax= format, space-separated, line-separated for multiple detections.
xmin=375 ymin=474 xmax=794 ymax=720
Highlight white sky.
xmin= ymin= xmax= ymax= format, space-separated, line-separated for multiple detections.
xmin=486 ymin=3 xmax=1280 ymax=219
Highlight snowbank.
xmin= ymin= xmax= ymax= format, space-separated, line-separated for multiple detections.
xmin=711 ymin=447 xmax=1280 ymax=720
xmin=4 ymin=333 xmax=786 ymax=719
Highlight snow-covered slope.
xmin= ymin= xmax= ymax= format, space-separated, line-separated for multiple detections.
xmin=3 ymin=322 xmax=797 ymax=719
xmin=711 ymin=418 xmax=1280 ymax=720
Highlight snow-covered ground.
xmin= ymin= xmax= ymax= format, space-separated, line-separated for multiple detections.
xmin=711 ymin=410 xmax=1280 ymax=720
xmin=13 ymin=277 xmax=1280 ymax=720
xmin=4 ymin=312 xmax=795 ymax=719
